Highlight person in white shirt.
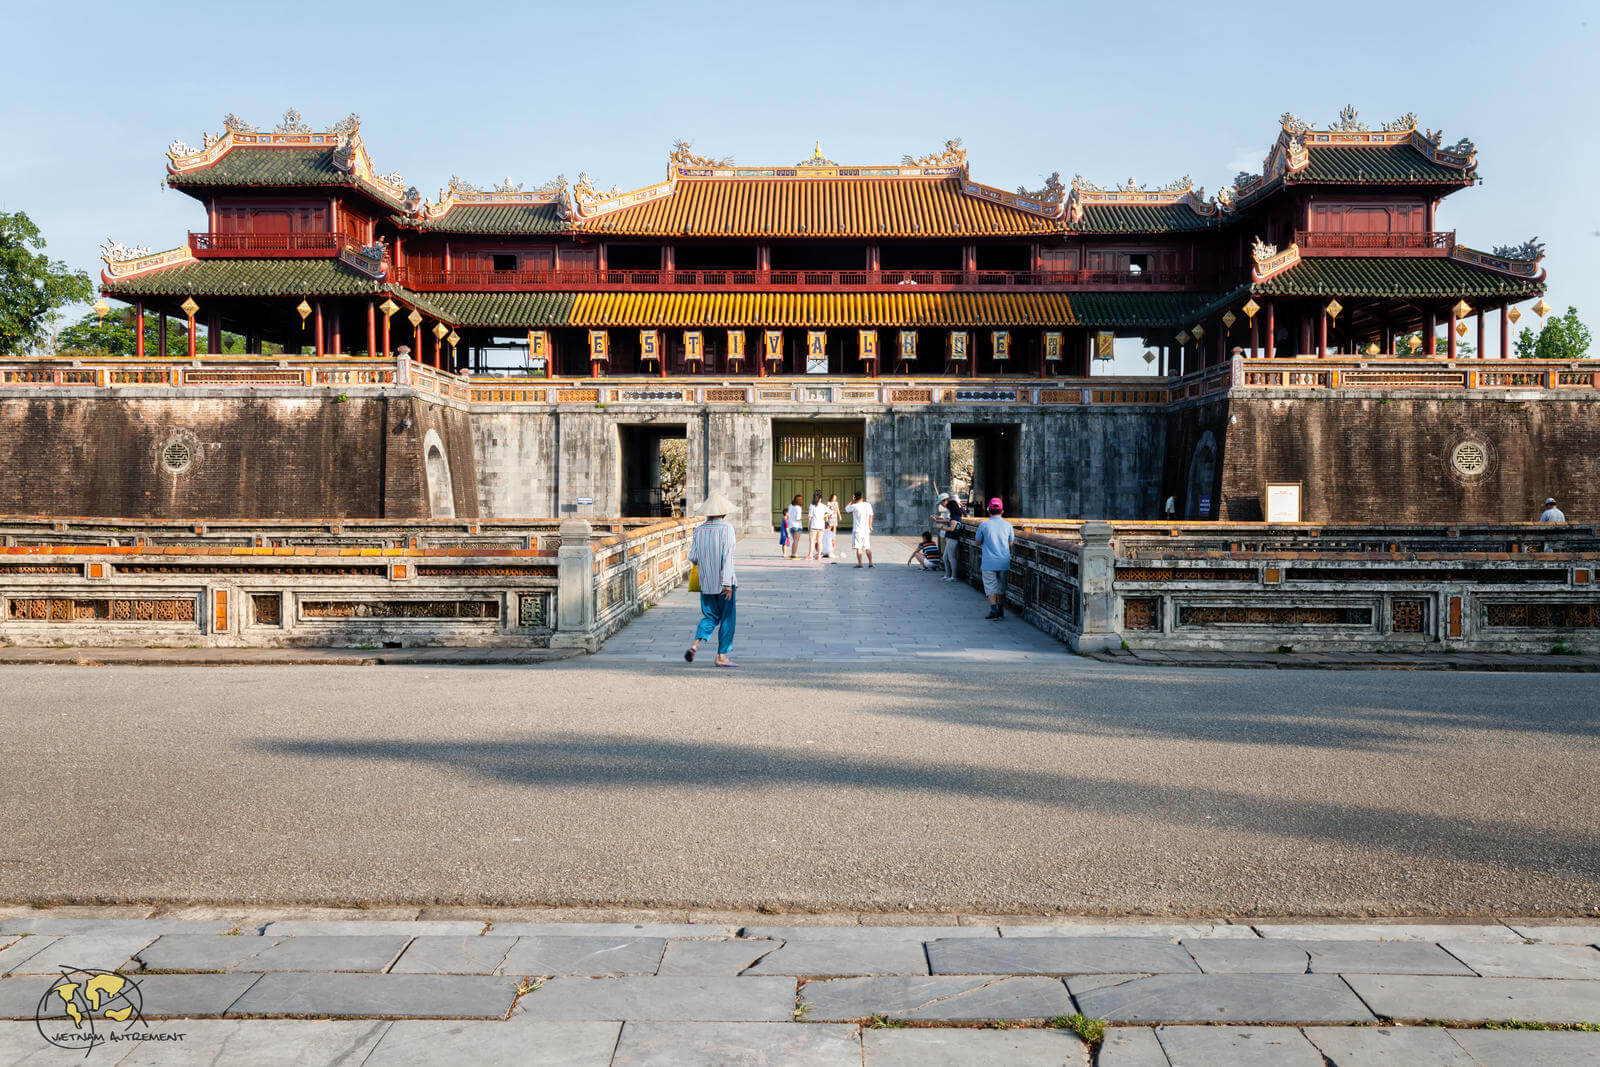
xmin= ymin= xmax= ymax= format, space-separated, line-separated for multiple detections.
xmin=1539 ymin=497 xmax=1567 ymax=523
xmin=821 ymin=493 xmax=841 ymax=561
xmin=807 ymin=491 xmax=829 ymax=560
xmin=784 ymin=495 xmax=803 ymax=559
xmin=845 ymin=491 xmax=875 ymax=568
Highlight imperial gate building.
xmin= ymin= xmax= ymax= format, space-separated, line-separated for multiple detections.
xmin=43 ymin=107 xmax=1592 ymax=529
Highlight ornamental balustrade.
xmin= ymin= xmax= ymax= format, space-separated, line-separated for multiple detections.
xmin=0 ymin=516 xmax=693 ymax=651
xmin=391 ymin=267 xmax=1204 ymax=292
xmin=2 ymin=356 xmax=1595 ymax=401
xmin=188 ymin=231 xmax=351 ymax=256
xmin=948 ymin=520 xmax=1600 ymax=653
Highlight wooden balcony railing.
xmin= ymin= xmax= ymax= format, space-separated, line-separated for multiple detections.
xmin=1294 ymin=230 xmax=1455 ymax=253
xmin=189 ymin=232 xmax=349 ymax=257
xmin=393 ymin=267 xmax=1205 ymax=292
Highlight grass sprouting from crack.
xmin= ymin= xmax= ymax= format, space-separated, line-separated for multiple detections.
xmin=867 ymin=1014 xmax=907 ymax=1029
xmin=1050 ymin=1013 xmax=1107 ymax=1046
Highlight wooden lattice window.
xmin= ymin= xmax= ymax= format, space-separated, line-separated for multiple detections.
xmin=1124 ymin=598 xmax=1161 ymax=631
xmin=1391 ymin=599 xmax=1426 ymax=634
xmin=1483 ymin=603 xmax=1600 ymax=629
xmin=252 ymin=594 xmax=283 ymax=627
xmin=1177 ymin=605 xmax=1372 ymax=627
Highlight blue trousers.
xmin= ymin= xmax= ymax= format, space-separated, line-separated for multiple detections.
xmin=694 ymin=588 xmax=737 ymax=655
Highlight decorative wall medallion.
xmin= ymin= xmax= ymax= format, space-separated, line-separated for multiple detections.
xmin=1450 ymin=440 xmax=1489 ymax=478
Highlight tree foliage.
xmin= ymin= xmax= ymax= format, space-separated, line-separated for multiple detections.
xmin=1516 ymin=306 xmax=1591 ymax=360
xmin=0 ymin=211 xmax=91 ymax=355
xmin=56 ymin=308 xmax=261 ymax=357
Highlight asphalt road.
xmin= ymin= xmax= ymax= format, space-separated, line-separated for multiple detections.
xmin=3 ymin=658 xmax=1597 ymax=916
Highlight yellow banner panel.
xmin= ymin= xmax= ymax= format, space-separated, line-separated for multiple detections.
xmin=588 ymin=330 xmax=609 ymax=360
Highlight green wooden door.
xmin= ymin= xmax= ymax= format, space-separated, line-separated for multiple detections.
xmin=771 ymin=421 xmax=864 ymax=530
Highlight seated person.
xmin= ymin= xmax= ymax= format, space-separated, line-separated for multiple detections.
xmin=908 ymin=531 xmax=942 ymax=571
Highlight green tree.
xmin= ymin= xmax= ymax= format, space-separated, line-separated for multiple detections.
xmin=57 ymin=308 xmax=265 ymax=357
xmin=1516 ymin=306 xmax=1591 ymax=360
xmin=0 ymin=211 xmax=91 ymax=355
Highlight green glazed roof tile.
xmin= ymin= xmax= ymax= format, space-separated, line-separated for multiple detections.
xmin=1071 ymin=203 xmax=1219 ymax=233
xmin=1252 ymin=256 xmax=1542 ymax=299
xmin=1068 ymin=292 xmax=1229 ymax=327
xmin=399 ymin=204 xmax=567 ymax=234
xmin=1289 ymin=145 xmax=1472 ymax=185
xmin=168 ymin=147 xmax=408 ymax=210
xmin=423 ymin=291 xmax=576 ymax=327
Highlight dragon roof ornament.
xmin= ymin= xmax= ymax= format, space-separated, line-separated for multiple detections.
xmin=1015 ymin=172 xmax=1064 ymax=205
xmin=1490 ymin=237 xmax=1546 ymax=262
xmin=572 ymin=172 xmax=622 ymax=206
xmin=669 ymin=140 xmax=733 ymax=170
xmin=901 ymin=139 xmax=966 ymax=168
xmin=100 ymin=238 xmax=154 ymax=263
xmin=1064 ymin=172 xmax=1216 ymax=222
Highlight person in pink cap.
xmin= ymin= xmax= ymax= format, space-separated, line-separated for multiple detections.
xmin=973 ymin=496 xmax=1014 ymax=621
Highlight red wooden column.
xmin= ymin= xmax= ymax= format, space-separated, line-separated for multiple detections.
xmin=1446 ymin=312 xmax=1458 ymax=359
xmin=314 ymin=303 xmax=324 ymax=357
xmin=1318 ymin=309 xmax=1328 ymax=358
xmin=157 ymin=312 xmax=167 ymax=357
xmin=381 ymin=310 xmax=391 ymax=357
xmin=1475 ymin=310 xmax=1484 ymax=359
xmin=1423 ymin=310 xmax=1437 ymax=355
xmin=186 ymin=308 xmax=198 ymax=359
xmin=330 ymin=308 xmax=342 ymax=356
xmin=1501 ymin=305 xmax=1511 ymax=358
xmin=1248 ymin=316 xmax=1258 ymax=359
xmin=134 ymin=302 xmax=145 ymax=359
xmin=1264 ymin=303 xmax=1275 ymax=359
xmin=366 ymin=300 xmax=377 ymax=358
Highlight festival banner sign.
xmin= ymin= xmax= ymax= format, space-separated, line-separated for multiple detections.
xmin=638 ymin=329 xmax=660 ymax=362
xmin=806 ymin=331 xmax=829 ymax=374
xmin=726 ymin=330 xmax=746 ymax=360
xmin=764 ymin=330 xmax=783 ymax=361
xmin=587 ymin=330 xmax=609 ymax=361
xmin=949 ymin=331 xmax=970 ymax=361
xmin=991 ymin=330 xmax=1010 ymax=361
xmin=527 ymin=330 xmax=551 ymax=364
xmin=1095 ymin=331 xmax=1116 ymax=360
xmin=1043 ymin=331 xmax=1063 ymax=361
xmin=858 ymin=330 xmax=878 ymax=362
xmin=898 ymin=330 xmax=917 ymax=361
xmin=683 ymin=330 xmax=704 ymax=362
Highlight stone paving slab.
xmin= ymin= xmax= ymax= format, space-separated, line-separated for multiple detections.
xmin=1304 ymin=1024 xmax=1476 ymax=1065
xmin=390 ymin=935 xmax=518 ymax=975
xmin=132 ymin=934 xmax=411 ymax=973
xmin=113 ymin=1019 xmax=390 ymax=1066
xmin=1098 ymin=1026 xmax=1169 ymax=1066
xmin=1254 ymin=923 xmax=1523 ymax=943
xmin=612 ymin=1021 xmax=861 ymax=1066
xmin=1299 ymin=939 xmax=1477 ymax=975
xmin=226 ymin=973 xmax=519 ymax=1019
xmin=366 ymin=1019 xmax=622 ymax=1066
xmin=490 ymin=922 xmax=734 ymax=939
xmin=3 ymin=933 xmax=160 ymax=975
xmin=1441 ymin=940 xmax=1600 ymax=979
xmin=1446 ymin=1027 xmax=1600 ymax=1065
xmin=0 ymin=939 xmax=53 ymax=978
xmin=0 ymin=972 xmax=261 ymax=1019
xmin=259 ymin=920 xmax=486 ymax=937
xmin=516 ymin=976 xmax=796 ymax=1022
xmin=927 ymin=936 xmax=1200 ymax=975
xmin=656 ymin=939 xmax=779 ymax=976
xmin=1507 ymin=925 xmax=1600 ymax=946
xmin=1345 ymin=974 xmax=1600 ymax=1023
xmin=741 ymin=925 xmax=996 ymax=941
xmin=1182 ymin=938 xmax=1311 ymax=974
xmin=1155 ymin=1024 xmax=1326 ymax=1066
xmin=800 ymin=975 xmax=1071 ymax=1021
xmin=1069 ymin=973 xmax=1376 ymax=1023
xmin=1000 ymin=922 xmax=1258 ymax=940
xmin=0 ymin=918 xmax=243 ymax=937
xmin=743 ymin=939 xmax=929 ymax=976
xmin=497 ymin=937 xmax=666 ymax=977
xmin=861 ymin=1025 xmax=1088 ymax=1066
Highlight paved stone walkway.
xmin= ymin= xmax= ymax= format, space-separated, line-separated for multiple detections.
xmin=2 ymin=915 xmax=1597 ymax=1064
xmin=598 ymin=534 xmax=1068 ymax=664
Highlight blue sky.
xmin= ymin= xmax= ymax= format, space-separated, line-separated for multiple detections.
xmin=5 ymin=0 xmax=1594 ymax=365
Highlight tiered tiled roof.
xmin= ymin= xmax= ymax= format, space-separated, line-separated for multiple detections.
xmin=101 ymin=258 xmax=390 ymax=296
xmin=401 ymin=204 xmax=566 ymax=234
xmin=426 ymin=292 xmax=575 ymax=327
xmin=1250 ymin=256 xmax=1542 ymax=300
xmin=1286 ymin=145 xmax=1473 ymax=185
xmin=1068 ymin=292 xmax=1230 ymax=328
xmin=1072 ymin=203 xmax=1219 ymax=234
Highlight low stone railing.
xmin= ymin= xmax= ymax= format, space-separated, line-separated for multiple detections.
xmin=951 ymin=520 xmax=1600 ymax=652
xmin=0 ymin=517 xmax=693 ymax=650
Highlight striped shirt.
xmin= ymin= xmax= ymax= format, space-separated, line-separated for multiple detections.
xmin=689 ymin=518 xmax=738 ymax=594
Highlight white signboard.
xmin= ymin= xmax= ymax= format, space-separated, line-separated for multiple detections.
xmin=1264 ymin=482 xmax=1302 ymax=524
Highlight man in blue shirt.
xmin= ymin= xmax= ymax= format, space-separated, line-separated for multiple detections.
xmin=973 ymin=497 xmax=1015 ymax=621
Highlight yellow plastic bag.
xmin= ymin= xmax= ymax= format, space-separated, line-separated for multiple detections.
xmin=688 ymin=564 xmax=700 ymax=593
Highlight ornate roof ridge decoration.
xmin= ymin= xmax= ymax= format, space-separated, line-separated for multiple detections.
xmin=99 ymin=243 xmax=194 ymax=282
xmin=962 ymin=175 xmax=1064 ymax=219
xmin=1490 ymin=237 xmax=1545 ymax=263
xmin=165 ymin=110 xmax=410 ymax=206
xmin=1451 ymin=243 xmax=1546 ymax=280
xmin=572 ymin=172 xmax=623 ymax=207
xmin=339 ymin=239 xmax=386 ymax=280
xmin=901 ymin=139 xmax=966 ymax=168
xmin=1063 ymin=174 xmax=1216 ymax=223
xmin=669 ymin=140 xmax=734 ymax=171
xmin=1250 ymin=236 xmax=1301 ymax=283
xmin=420 ymin=175 xmax=566 ymax=220
xmin=797 ymin=142 xmax=837 ymax=168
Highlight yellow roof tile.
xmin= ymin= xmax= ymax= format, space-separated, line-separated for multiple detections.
xmin=568 ymin=291 xmax=1077 ymax=328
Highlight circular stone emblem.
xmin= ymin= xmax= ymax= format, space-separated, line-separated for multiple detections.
xmin=160 ymin=439 xmax=193 ymax=474
xmin=1450 ymin=441 xmax=1488 ymax=477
